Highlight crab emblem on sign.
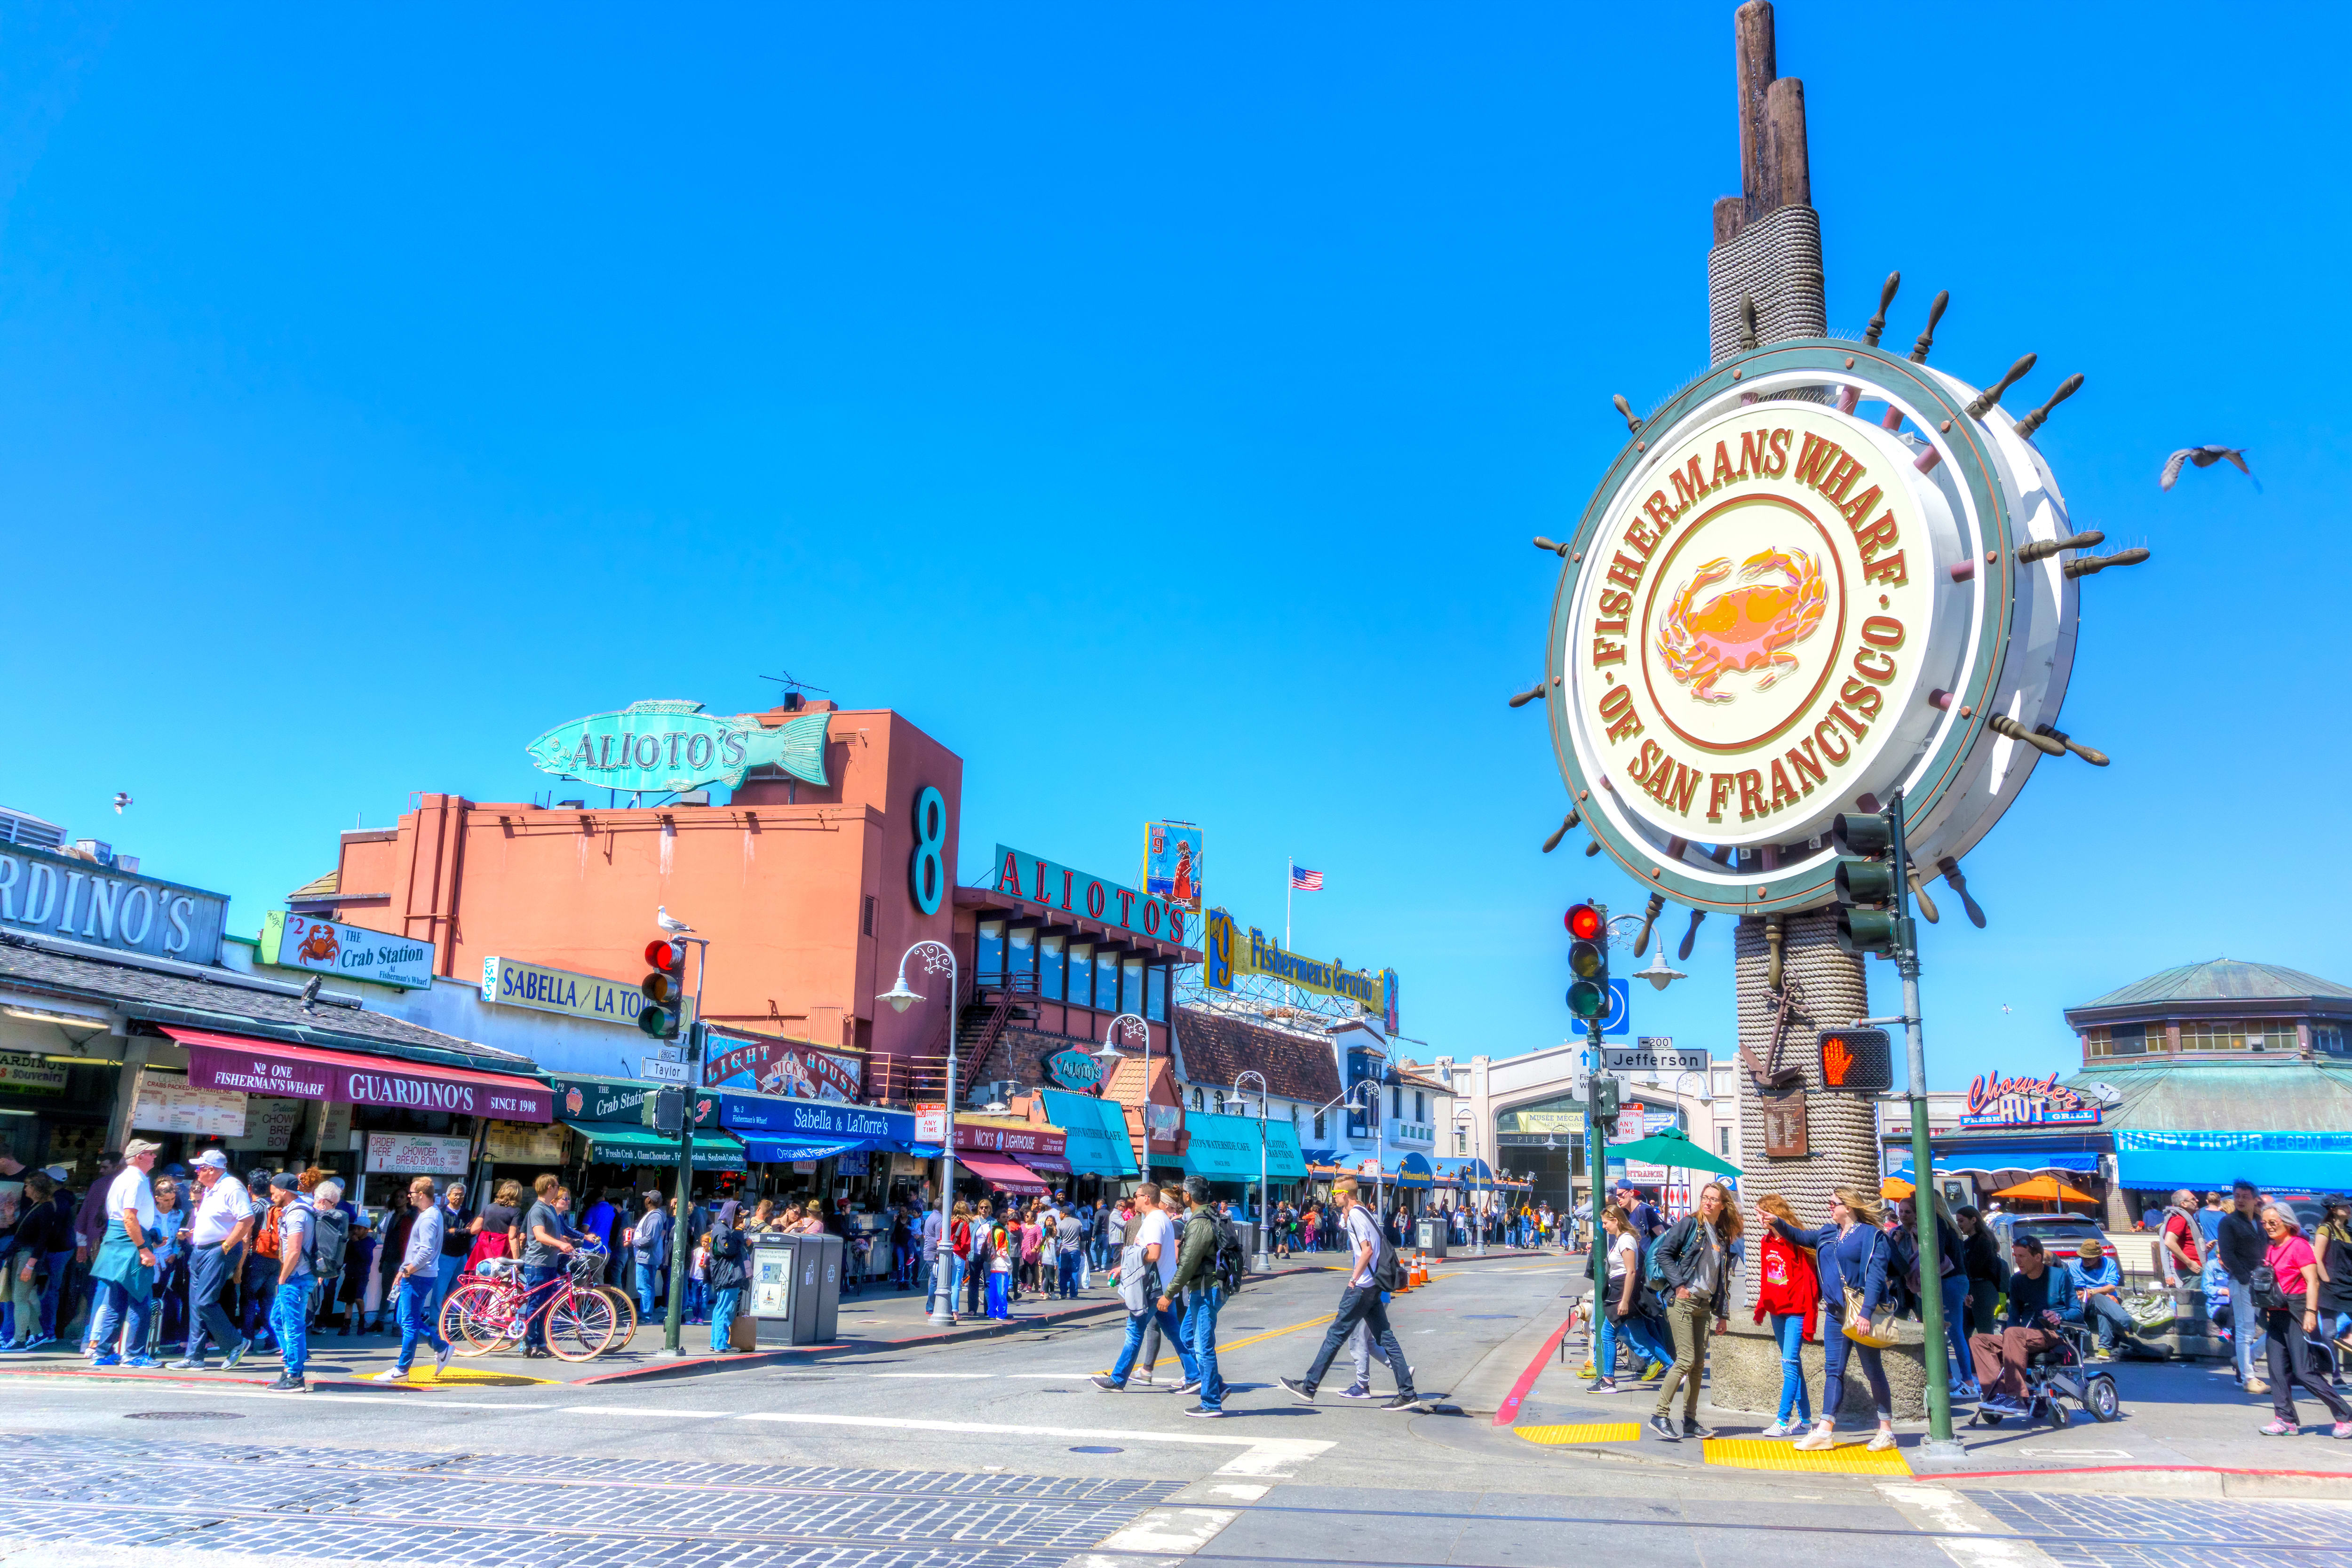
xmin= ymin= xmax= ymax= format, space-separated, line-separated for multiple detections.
xmin=1655 ymin=547 xmax=1827 ymax=703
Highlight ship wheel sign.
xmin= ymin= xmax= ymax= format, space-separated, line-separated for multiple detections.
xmin=1530 ymin=283 xmax=2149 ymax=928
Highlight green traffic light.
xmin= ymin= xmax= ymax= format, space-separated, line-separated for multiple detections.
xmin=637 ymin=1005 xmax=671 ymax=1037
xmin=1567 ymin=978 xmax=1606 ymax=1017
xmin=1836 ymin=860 xmax=1895 ymax=903
xmin=1837 ymin=908 xmax=1897 ymax=955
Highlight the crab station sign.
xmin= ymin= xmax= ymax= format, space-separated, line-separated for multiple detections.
xmin=1578 ymin=400 xmax=1939 ymax=836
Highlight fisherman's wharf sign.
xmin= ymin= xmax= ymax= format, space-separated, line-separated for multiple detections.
xmin=1573 ymin=401 xmax=1938 ymax=846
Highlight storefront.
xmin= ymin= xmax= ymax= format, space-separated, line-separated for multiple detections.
xmin=1034 ymin=1088 xmax=1141 ymax=1197
xmin=547 ymin=1073 xmax=747 ymax=1218
xmin=953 ymin=1115 xmax=1066 ymax=1202
xmin=1172 ymin=1108 xmax=1309 ymax=1212
xmin=716 ymin=1092 xmax=930 ymax=1215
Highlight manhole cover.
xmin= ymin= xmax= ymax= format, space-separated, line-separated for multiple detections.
xmin=127 ymin=1411 xmax=245 ymax=1421
xmin=1068 ymin=1446 xmax=1124 ymax=1454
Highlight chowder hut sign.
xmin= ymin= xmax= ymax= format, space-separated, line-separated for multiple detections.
xmin=1959 ymin=1069 xmax=2099 ymax=1130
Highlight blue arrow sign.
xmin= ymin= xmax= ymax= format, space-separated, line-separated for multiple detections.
xmin=1600 ymin=979 xmax=1630 ymax=1036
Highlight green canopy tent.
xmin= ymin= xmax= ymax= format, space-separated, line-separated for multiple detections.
xmin=1608 ymin=1126 xmax=1738 ymax=1218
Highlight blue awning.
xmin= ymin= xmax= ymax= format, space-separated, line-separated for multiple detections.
xmin=1394 ymin=1152 xmax=1435 ymax=1190
xmin=1036 ymin=1088 xmax=1140 ymax=1178
xmin=1434 ymin=1156 xmax=1494 ymax=1184
xmin=1301 ymin=1148 xmax=1340 ymax=1167
xmin=1929 ymin=1146 xmax=2098 ymax=1175
xmin=2114 ymin=1130 xmax=2352 ymax=1194
xmin=1177 ymin=1110 xmax=1275 ymax=1182
xmin=741 ymin=1135 xmax=864 ymax=1163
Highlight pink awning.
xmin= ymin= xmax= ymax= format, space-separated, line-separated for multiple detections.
xmin=166 ymin=1027 xmax=552 ymax=1124
xmin=956 ymin=1152 xmax=1049 ymax=1195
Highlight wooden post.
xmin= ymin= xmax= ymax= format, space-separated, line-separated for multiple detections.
xmin=1766 ymin=77 xmax=1809 ymax=209
xmin=1735 ymin=1 xmax=1777 ymax=220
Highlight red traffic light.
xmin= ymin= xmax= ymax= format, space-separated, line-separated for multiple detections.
xmin=644 ymin=939 xmax=678 ymax=969
xmin=1565 ymin=903 xmax=1603 ymax=940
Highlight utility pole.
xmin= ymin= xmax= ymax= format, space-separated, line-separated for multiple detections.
xmin=1582 ymin=903 xmax=1609 ymax=1344
xmin=1891 ymin=790 xmax=1960 ymax=1454
xmin=664 ymin=940 xmax=709 ymax=1357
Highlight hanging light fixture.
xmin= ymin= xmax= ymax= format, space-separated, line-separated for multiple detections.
xmin=1633 ymin=950 xmax=1686 ymax=991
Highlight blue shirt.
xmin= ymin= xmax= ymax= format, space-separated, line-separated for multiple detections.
xmin=2073 ymin=1254 xmax=2120 ymax=1294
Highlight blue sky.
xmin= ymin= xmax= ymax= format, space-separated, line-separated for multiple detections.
xmin=3 ymin=5 xmax=2344 ymax=1090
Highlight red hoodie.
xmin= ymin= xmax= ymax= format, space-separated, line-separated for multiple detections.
xmin=1751 ymin=1228 xmax=1820 ymax=1337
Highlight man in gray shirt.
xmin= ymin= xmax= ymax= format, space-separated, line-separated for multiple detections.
xmin=374 ymin=1176 xmax=452 ymax=1382
xmin=264 ymin=1174 xmax=314 ymax=1392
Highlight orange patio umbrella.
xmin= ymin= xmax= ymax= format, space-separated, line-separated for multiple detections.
xmin=1882 ymin=1176 xmax=1915 ymax=1200
xmin=1989 ymin=1174 xmax=2096 ymax=1205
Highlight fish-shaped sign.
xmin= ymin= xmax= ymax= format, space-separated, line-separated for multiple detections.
xmin=525 ymin=700 xmax=830 ymax=794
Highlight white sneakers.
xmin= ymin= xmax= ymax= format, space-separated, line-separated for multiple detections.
xmin=1866 ymin=1426 xmax=1897 ymax=1452
xmin=372 ymin=1368 xmax=410 ymax=1383
xmin=1791 ymin=1420 xmax=1835 ymax=1451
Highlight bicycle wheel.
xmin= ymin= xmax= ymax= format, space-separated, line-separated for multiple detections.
xmin=598 ymin=1283 xmax=639 ymax=1345
xmin=545 ymin=1285 xmax=619 ymax=1361
xmin=443 ymin=1280 xmax=521 ymax=1356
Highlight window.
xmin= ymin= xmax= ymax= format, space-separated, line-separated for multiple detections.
xmin=1123 ymin=957 xmax=1145 ymax=1019
xmin=1145 ymin=965 xmax=1167 ymax=1022
xmin=1041 ymin=934 xmax=1065 ymax=1001
xmin=1314 ymin=1112 xmax=1326 ymax=1140
xmin=1008 ymin=926 xmax=1036 ymax=986
xmin=976 ymin=921 xmax=1006 ymax=983
xmin=1391 ymin=1086 xmax=1402 ymax=1118
xmin=2239 ymin=1018 xmax=2296 ymax=1052
xmin=1415 ymin=1091 xmax=1426 ymax=1121
xmin=1097 ymin=949 xmax=1120 ymax=1015
xmin=1067 ymin=943 xmax=1092 ymax=1007
xmin=1717 ymin=1127 xmax=1731 ymax=1156
xmin=1213 ymin=1092 xmax=1227 ymax=1114
xmin=1454 ymin=1127 xmax=1468 ymax=1154
xmin=861 ymin=895 xmax=875 ymax=937
xmin=2177 ymin=1020 xmax=2255 ymax=1053
xmin=2316 ymin=1023 xmax=2347 ymax=1056
xmin=1191 ymin=1087 xmax=1205 ymax=1110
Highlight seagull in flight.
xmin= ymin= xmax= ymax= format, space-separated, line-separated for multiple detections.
xmin=657 ymin=905 xmax=694 ymax=936
xmin=2159 ymin=446 xmax=2257 ymax=492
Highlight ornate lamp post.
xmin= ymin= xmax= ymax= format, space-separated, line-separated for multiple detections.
xmin=878 ymin=939 xmax=958 ymax=1326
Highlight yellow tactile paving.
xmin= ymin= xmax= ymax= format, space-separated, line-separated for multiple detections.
xmin=1514 ymin=1422 xmax=1642 ymax=1445
xmin=1701 ymin=1436 xmax=1911 ymax=1474
xmin=375 ymin=1367 xmax=554 ymax=1388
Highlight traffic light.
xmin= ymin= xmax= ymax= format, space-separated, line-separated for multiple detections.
xmin=1818 ymin=1027 xmax=1894 ymax=1093
xmin=1592 ymin=1074 xmax=1621 ymax=1130
xmin=640 ymin=938 xmax=686 ymax=1040
xmin=1831 ymin=812 xmax=1899 ymax=958
xmin=1565 ymin=902 xmax=1609 ymax=1019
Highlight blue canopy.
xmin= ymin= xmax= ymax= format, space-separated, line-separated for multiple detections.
xmin=1037 ymin=1088 xmax=1140 ymax=1178
xmin=1928 ymin=1146 xmax=2098 ymax=1175
xmin=741 ymin=1135 xmax=864 ymax=1163
xmin=1393 ymin=1152 xmax=1435 ymax=1191
xmin=1434 ymin=1156 xmax=1494 ymax=1184
xmin=2114 ymin=1130 xmax=2352 ymax=1193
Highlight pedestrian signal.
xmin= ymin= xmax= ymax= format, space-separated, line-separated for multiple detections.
xmin=1818 ymin=1027 xmax=1893 ymax=1093
xmin=652 ymin=1085 xmax=685 ymax=1135
xmin=640 ymin=938 xmax=686 ymax=1039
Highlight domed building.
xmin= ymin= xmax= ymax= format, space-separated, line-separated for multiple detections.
xmin=2064 ymin=959 xmax=2352 ymax=1212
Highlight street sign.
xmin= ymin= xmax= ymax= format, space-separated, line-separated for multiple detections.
xmin=1599 ymin=979 xmax=1629 ymax=1036
xmin=1604 ymin=1043 xmax=1708 ymax=1075
xmin=914 ymin=1102 xmax=948 ymax=1142
xmin=640 ymin=1057 xmax=689 ymax=1084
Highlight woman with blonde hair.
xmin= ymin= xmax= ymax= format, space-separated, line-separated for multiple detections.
xmin=1644 ymin=1180 xmax=1742 ymax=1442
xmin=1767 ymin=1185 xmax=1898 ymax=1452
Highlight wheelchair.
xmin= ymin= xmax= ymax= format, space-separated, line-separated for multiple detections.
xmin=1970 ymin=1322 xmax=2122 ymax=1429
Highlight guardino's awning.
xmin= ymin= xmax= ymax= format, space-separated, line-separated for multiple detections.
xmin=168 ymin=1026 xmax=552 ymax=1123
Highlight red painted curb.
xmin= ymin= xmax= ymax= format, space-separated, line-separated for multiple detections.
xmin=1945 ymin=1463 xmax=2352 ymax=1481
xmin=1493 ymin=1310 xmax=1578 ymax=1427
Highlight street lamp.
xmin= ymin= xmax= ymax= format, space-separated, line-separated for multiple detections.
xmin=1233 ymin=1070 xmax=1270 ymax=1270
xmin=1092 ymin=1011 xmax=1153 ymax=1177
xmin=880 ymin=939 xmax=959 ymax=1326
xmin=1668 ymin=1068 xmax=1715 ymax=1220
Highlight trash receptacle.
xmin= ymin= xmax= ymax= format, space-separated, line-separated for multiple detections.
xmin=796 ymin=1232 xmax=842 ymax=1344
xmin=1415 ymin=1219 xmax=1447 ymax=1258
xmin=750 ymin=1231 xmax=798 ymax=1347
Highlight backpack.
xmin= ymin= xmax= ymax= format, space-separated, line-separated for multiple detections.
xmin=1369 ymin=1223 xmax=1406 ymax=1294
xmin=1210 ymin=1211 xmax=1248 ymax=1294
xmin=707 ymin=1228 xmax=747 ymax=1292
xmin=253 ymin=1201 xmax=282 ymax=1260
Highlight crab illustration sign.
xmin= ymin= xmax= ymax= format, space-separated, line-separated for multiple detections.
xmin=1548 ymin=340 xmax=2092 ymax=915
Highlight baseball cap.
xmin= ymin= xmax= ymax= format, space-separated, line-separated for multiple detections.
xmin=269 ymin=1171 xmax=302 ymax=1192
xmin=43 ymin=1164 xmax=71 ymax=1181
xmin=190 ymin=1150 xmax=229 ymax=1171
xmin=124 ymin=1138 xmax=164 ymax=1160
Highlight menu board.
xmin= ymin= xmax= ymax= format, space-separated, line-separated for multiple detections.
xmin=225 ymin=1098 xmax=304 ymax=1153
xmin=484 ymin=1121 xmax=568 ymax=1164
xmin=363 ymin=1132 xmax=471 ymax=1176
xmin=131 ymin=1071 xmax=247 ymax=1137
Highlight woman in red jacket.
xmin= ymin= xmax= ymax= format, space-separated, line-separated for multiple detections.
xmin=1752 ymin=1194 xmax=1821 ymax=1437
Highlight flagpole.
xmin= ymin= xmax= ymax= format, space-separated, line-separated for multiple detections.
xmin=1285 ymin=859 xmax=1292 ymax=952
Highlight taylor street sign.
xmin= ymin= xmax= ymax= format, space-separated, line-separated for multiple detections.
xmin=640 ymin=1057 xmax=690 ymax=1084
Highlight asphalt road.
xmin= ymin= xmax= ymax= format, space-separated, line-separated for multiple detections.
xmin=3 ymin=1257 xmax=2334 ymax=1568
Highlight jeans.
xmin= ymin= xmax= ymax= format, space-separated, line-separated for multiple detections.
xmin=1302 ymin=1285 xmax=1414 ymax=1395
xmin=1058 ymin=1251 xmax=1081 ymax=1299
xmin=1939 ymin=1274 xmax=1976 ymax=1387
xmin=1109 ymin=1301 xmax=1196 ymax=1385
xmin=434 ymin=1254 xmax=466 ymax=1320
xmin=239 ymin=1252 xmax=276 ymax=1342
xmin=1181 ymin=1286 xmax=1226 ymax=1409
xmin=87 ymin=1280 xmax=152 ymax=1361
xmin=271 ymin=1275 xmax=311 ymax=1378
xmin=1825 ymin=1312 xmax=1894 ymax=1420
xmin=1654 ymin=1290 xmax=1715 ymax=1420
xmin=2082 ymin=1292 xmax=2136 ymax=1351
xmin=186 ymin=1245 xmax=243 ymax=1360
xmin=711 ymin=1285 xmax=743 ymax=1353
xmin=1350 ymin=1290 xmax=1397 ymax=1385
xmin=395 ymin=1274 xmax=447 ymax=1371
xmin=1770 ymin=1311 xmax=1813 ymax=1423
xmin=523 ymin=1266 xmax=559 ymax=1350
xmin=2228 ymin=1279 xmax=2260 ymax=1381
xmin=1596 ymin=1296 xmax=1672 ymax=1377
xmin=635 ymin=1260 xmax=661 ymax=1322
xmin=37 ymin=1249 xmax=72 ymax=1339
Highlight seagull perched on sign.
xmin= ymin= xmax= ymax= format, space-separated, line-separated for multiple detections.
xmin=2159 ymin=446 xmax=2257 ymax=491
xmin=656 ymin=905 xmax=694 ymax=936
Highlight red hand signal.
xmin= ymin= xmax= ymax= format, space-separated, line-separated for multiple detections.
xmin=1823 ymin=1035 xmax=1856 ymax=1087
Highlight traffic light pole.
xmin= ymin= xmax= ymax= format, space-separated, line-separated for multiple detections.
xmin=664 ymin=939 xmax=710 ymax=1357
xmin=1582 ymin=903 xmax=1609 ymax=1352
xmin=1890 ymin=790 xmax=1961 ymax=1454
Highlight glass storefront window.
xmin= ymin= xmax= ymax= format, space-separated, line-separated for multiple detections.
xmin=1041 ymin=934 xmax=1065 ymax=1001
xmin=1068 ymin=944 xmax=1093 ymax=1008
xmin=976 ymin=921 xmax=1006 ymax=984
xmin=1145 ymin=965 xmax=1166 ymax=1021
xmin=1008 ymin=926 xmax=1036 ymax=987
xmin=1097 ymin=949 xmax=1120 ymax=1014
xmin=1122 ymin=957 xmax=1144 ymax=1019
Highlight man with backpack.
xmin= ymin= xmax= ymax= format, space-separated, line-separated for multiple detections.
xmin=1160 ymin=1176 xmax=1242 ymax=1418
xmin=1280 ymin=1175 xmax=1422 ymax=1410
xmin=1090 ymin=1184 xmax=1199 ymax=1397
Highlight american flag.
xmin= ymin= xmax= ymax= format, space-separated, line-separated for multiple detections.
xmin=1288 ymin=863 xmax=1324 ymax=891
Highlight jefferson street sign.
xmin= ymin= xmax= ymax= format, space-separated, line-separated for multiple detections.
xmin=1604 ymin=1042 xmax=1709 ymax=1075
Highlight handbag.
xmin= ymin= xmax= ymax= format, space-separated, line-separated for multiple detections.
xmin=1842 ymin=1284 xmax=1902 ymax=1347
xmin=2249 ymin=1263 xmax=2291 ymax=1313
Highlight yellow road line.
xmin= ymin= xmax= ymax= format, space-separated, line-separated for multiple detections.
xmin=1702 ymin=1436 xmax=1911 ymax=1475
xmin=1107 ymin=1311 xmax=1343 ymax=1377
